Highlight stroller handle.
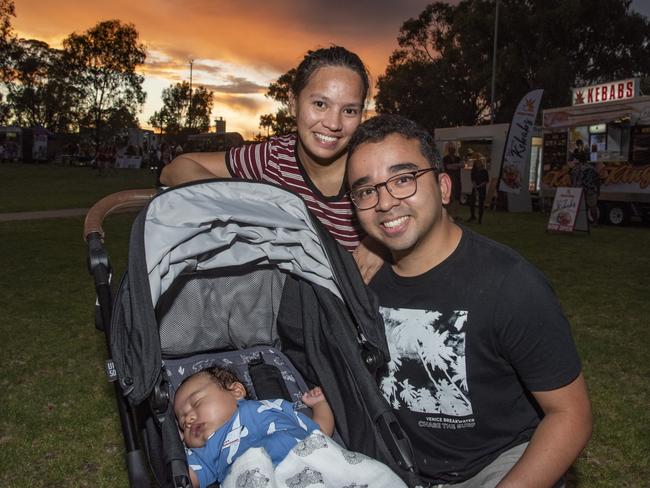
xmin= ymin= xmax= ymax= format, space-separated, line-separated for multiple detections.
xmin=84 ymin=188 xmax=157 ymax=241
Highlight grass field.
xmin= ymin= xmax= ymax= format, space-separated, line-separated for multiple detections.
xmin=0 ymin=165 xmax=648 ymax=487
xmin=0 ymin=163 xmax=157 ymax=213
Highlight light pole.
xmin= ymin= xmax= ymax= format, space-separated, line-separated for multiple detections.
xmin=490 ymin=0 xmax=500 ymax=124
xmin=188 ymin=59 xmax=194 ymax=130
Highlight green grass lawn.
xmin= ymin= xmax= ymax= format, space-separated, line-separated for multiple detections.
xmin=0 ymin=165 xmax=648 ymax=486
xmin=0 ymin=163 xmax=157 ymax=213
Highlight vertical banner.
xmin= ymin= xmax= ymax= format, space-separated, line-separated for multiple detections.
xmin=498 ymin=89 xmax=544 ymax=194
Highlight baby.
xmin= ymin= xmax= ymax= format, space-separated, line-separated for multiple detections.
xmin=173 ymin=366 xmax=335 ymax=488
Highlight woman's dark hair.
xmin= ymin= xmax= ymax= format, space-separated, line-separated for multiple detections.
xmin=292 ymin=45 xmax=370 ymax=102
xmin=347 ymin=114 xmax=443 ymax=171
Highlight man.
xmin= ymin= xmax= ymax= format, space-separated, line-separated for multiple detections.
xmin=570 ymin=141 xmax=601 ymax=224
xmin=346 ymin=114 xmax=592 ymax=488
xmin=468 ymin=158 xmax=490 ymax=224
xmin=442 ymin=143 xmax=464 ymax=218
xmin=571 ymin=139 xmax=589 ymax=164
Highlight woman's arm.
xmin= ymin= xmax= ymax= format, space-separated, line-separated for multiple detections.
xmin=353 ymin=236 xmax=388 ymax=284
xmin=160 ymin=151 xmax=230 ymax=186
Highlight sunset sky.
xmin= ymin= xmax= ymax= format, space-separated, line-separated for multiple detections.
xmin=11 ymin=0 xmax=650 ymax=139
xmin=11 ymin=0 xmax=437 ymax=138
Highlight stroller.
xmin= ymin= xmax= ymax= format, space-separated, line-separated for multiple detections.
xmin=84 ymin=179 xmax=417 ymax=487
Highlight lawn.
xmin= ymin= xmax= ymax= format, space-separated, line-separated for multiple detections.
xmin=0 ymin=165 xmax=648 ymax=487
xmin=0 ymin=163 xmax=157 ymax=213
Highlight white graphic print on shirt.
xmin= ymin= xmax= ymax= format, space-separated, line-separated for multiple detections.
xmin=379 ymin=307 xmax=475 ymax=427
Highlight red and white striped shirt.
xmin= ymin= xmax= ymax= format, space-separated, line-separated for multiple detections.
xmin=226 ymin=134 xmax=362 ymax=252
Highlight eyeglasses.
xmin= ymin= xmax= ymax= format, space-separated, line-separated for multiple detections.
xmin=348 ymin=168 xmax=437 ymax=210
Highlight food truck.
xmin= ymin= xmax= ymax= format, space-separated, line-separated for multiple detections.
xmin=541 ymin=78 xmax=650 ymax=225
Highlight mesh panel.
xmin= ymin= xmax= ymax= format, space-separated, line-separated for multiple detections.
xmin=158 ymin=266 xmax=285 ymax=357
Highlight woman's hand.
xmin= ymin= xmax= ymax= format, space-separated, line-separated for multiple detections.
xmin=353 ymin=236 xmax=387 ymax=284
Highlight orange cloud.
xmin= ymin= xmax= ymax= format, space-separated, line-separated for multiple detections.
xmin=12 ymin=0 xmax=433 ymax=137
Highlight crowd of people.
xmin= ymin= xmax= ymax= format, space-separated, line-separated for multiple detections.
xmin=158 ymin=46 xmax=593 ymax=488
xmin=0 ymin=141 xmax=19 ymax=163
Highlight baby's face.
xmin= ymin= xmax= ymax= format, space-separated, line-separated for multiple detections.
xmin=173 ymin=374 xmax=245 ymax=448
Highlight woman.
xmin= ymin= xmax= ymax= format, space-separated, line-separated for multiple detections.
xmin=161 ymin=46 xmax=382 ymax=280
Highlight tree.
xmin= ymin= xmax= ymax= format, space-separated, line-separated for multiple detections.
xmin=149 ymin=81 xmax=214 ymax=135
xmin=376 ymin=0 xmax=650 ymax=129
xmin=259 ymin=113 xmax=274 ymax=138
xmin=4 ymin=39 xmax=82 ymax=131
xmin=0 ymin=0 xmax=16 ymax=119
xmin=258 ymin=68 xmax=296 ymax=137
xmin=63 ymin=20 xmax=146 ymax=147
xmin=0 ymin=0 xmax=15 ymax=57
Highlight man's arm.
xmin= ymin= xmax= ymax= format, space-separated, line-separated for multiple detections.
xmin=497 ymin=373 xmax=592 ymax=488
xmin=160 ymin=151 xmax=230 ymax=186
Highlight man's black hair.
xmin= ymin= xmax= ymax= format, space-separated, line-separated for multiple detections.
xmin=347 ymin=114 xmax=442 ymax=171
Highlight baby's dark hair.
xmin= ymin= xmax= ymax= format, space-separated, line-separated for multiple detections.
xmin=180 ymin=366 xmax=248 ymax=397
xmin=347 ymin=114 xmax=442 ymax=171
xmin=292 ymin=45 xmax=370 ymax=102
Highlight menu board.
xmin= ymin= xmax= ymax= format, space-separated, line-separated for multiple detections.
xmin=547 ymin=187 xmax=588 ymax=233
xmin=542 ymin=132 xmax=568 ymax=170
xmin=631 ymin=125 xmax=650 ymax=165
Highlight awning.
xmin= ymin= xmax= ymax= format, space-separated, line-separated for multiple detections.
xmin=543 ymin=96 xmax=650 ymax=130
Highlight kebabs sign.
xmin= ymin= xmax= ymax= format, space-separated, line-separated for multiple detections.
xmin=572 ymin=78 xmax=639 ymax=106
xmin=498 ymin=89 xmax=543 ymax=194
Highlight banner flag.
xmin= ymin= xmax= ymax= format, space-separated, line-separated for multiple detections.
xmin=498 ymin=89 xmax=544 ymax=194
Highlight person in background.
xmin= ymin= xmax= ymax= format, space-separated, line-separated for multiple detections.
xmin=569 ymin=146 xmax=601 ymax=224
xmin=467 ymin=158 xmax=489 ymax=224
xmin=160 ymin=46 xmax=385 ymax=282
xmin=346 ymin=114 xmax=592 ymax=488
xmin=571 ymin=139 xmax=589 ymax=164
xmin=174 ymin=143 xmax=184 ymax=157
xmin=442 ymin=143 xmax=463 ymax=219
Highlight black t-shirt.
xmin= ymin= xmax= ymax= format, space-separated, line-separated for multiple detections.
xmin=369 ymin=228 xmax=581 ymax=483
xmin=443 ymin=154 xmax=462 ymax=181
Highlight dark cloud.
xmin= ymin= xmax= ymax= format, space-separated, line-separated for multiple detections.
xmin=205 ymin=76 xmax=267 ymax=95
xmin=213 ymin=93 xmax=267 ymax=114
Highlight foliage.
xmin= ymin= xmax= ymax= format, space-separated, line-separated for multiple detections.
xmin=0 ymin=0 xmax=15 ymax=121
xmin=3 ymin=39 xmax=82 ymax=131
xmin=62 ymin=20 xmax=146 ymax=147
xmin=376 ymin=0 xmax=650 ymax=130
xmin=258 ymin=68 xmax=296 ymax=137
xmin=149 ymin=81 xmax=214 ymax=135
xmin=0 ymin=0 xmax=14 ymax=53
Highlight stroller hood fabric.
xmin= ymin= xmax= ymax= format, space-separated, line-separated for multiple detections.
xmin=109 ymin=180 xmax=407 ymax=479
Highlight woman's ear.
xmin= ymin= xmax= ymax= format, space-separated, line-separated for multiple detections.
xmin=289 ymin=95 xmax=297 ymax=117
xmin=438 ymin=172 xmax=452 ymax=205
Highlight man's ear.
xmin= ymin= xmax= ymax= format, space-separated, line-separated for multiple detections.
xmin=438 ymin=172 xmax=452 ymax=205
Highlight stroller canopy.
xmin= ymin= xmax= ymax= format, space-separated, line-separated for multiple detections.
xmin=146 ymin=180 xmax=342 ymax=304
